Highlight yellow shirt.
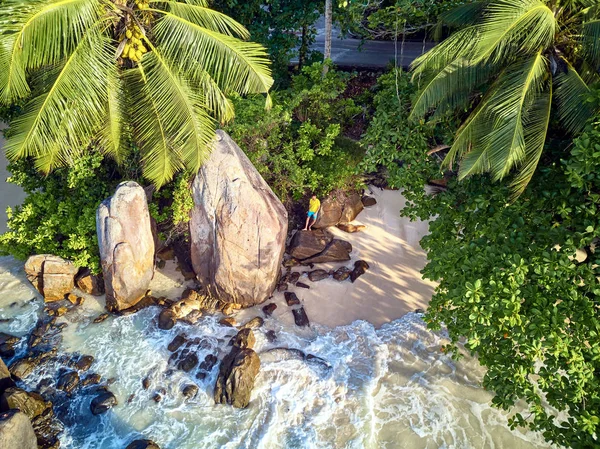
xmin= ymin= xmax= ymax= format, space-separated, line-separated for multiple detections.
xmin=309 ymin=198 xmax=320 ymax=213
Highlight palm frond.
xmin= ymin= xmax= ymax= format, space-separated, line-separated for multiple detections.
xmin=441 ymin=1 xmax=489 ymax=27
xmin=152 ymin=1 xmax=250 ymax=38
xmin=4 ymin=30 xmax=112 ymax=167
xmin=581 ymin=19 xmax=600 ymax=67
xmin=475 ymin=0 xmax=555 ymax=64
xmin=510 ymin=84 xmax=552 ymax=198
xmin=457 ymin=53 xmax=548 ymax=181
xmin=150 ymin=9 xmax=273 ymax=101
xmin=100 ymin=65 xmax=126 ymax=162
xmin=0 ymin=0 xmax=102 ymax=103
xmin=554 ymin=60 xmax=595 ymax=134
xmin=411 ymin=60 xmax=495 ymax=120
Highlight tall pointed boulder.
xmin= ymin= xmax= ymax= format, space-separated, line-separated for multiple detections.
xmin=96 ymin=181 xmax=155 ymax=312
xmin=190 ymin=131 xmax=288 ymax=307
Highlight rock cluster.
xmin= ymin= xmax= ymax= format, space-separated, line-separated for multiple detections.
xmin=97 ymin=181 xmax=155 ymax=312
xmin=214 ymin=329 xmax=260 ymax=409
xmin=24 ymin=255 xmax=78 ymax=302
xmin=190 ymin=131 xmax=288 ymax=307
xmin=312 ymin=193 xmax=364 ymax=229
xmin=287 ymin=230 xmax=352 ymax=265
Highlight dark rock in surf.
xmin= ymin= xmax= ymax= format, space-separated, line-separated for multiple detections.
xmin=284 ymin=292 xmax=300 ymax=306
xmin=75 ymin=355 xmax=94 ymax=371
xmin=178 ymin=354 xmax=199 ymax=372
xmin=238 ymin=317 xmax=263 ymax=330
xmin=167 ymin=335 xmax=186 ymax=352
xmin=125 ymin=440 xmax=160 ymax=449
xmin=0 ymin=358 xmax=15 ymax=393
xmin=292 ymin=307 xmax=310 ymax=327
xmin=265 ymin=330 xmax=277 ymax=343
xmin=214 ymin=346 xmax=260 ymax=409
xmin=157 ymin=309 xmax=176 ymax=330
xmin=199 ymin=354 xmax=218 ymax=372
xmin=182 ymin=384 xmax=198 ymax=400
xmin=93 ymin=313 xmax=109 ymax=324
xmin=56 ymin=371 xmax=79 ymax=394
xmin=90 ymin=391 xmax=117 ymax=415
xmin=262 ymin=303 xmax=277 ymax=317
xmin=231 ymin=329 xmax=255 ymax=350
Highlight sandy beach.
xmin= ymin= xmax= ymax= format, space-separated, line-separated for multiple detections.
xmin=237 ymin=187 xmax=436 ymax=329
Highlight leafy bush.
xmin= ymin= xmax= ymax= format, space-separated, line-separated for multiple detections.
xmin=400 ymin=118 xmax=600 ymax=447
xmin=225 ymin=62 xmax=365 ymax=200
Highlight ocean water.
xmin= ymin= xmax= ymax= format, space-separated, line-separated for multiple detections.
xmin=0 ymin=256 xmax=553 ymax=449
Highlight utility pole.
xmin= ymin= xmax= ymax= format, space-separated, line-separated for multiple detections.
xmin=323 ymin=0 xmax=332 ymax=75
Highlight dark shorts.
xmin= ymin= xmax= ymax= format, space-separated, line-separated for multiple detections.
xmin=307 ymin=211 xmax=318 ymax=219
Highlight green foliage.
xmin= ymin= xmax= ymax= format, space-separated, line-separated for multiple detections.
xmin=149 ymin=173 xmax=194 ymax=242
xmin=0 ymin=0 xmax=272 ymax=188
xmin=225 ymin=62 xmax=365 ymax=200
xmin=411 ymin=0 xmax=600 ymax=197
xmin=360 ymin=69 xmax=455 ymax=207
xmin=400 ymin=117 xmax=600 ymax=447
xmin=0 ymin=151 xmax=114 ymax=273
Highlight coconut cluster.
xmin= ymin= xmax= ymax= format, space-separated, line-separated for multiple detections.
xmin=121 ymin=24 xmax=148 ymax=62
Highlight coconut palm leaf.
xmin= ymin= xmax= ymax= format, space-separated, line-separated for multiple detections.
xmin=101 ymin=65 xmax=126 ymax=162
xmin=5 ymin=30 xmax=112 ymax=164
xmin=581 ymin=19 xmax=600 ymax=67
xmin=0 ymin=0 xmax=101 ymax=102
xmin=554 ymin=61 xmax=594 ymax=135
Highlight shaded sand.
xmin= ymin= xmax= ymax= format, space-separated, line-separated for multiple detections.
xmin=238 ymin=187 xmax=435 ymax=329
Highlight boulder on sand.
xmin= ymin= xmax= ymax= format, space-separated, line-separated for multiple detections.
xmin=24 ymin=255 xmax=78 ymax=302
xmin=190 ymin=131 xmax=288 ymax=307
xmin=97 ymin=181 xmax=155 ymax=312
xmin=288 ymin=231 xmax=352 ymax=264
xmin=75 ymin=269 xmax=104 ymax=296
xmin=313 ymin=193 xmax=364 ymax=229
xmin=0 ymin=410 xmax=37 ymax=449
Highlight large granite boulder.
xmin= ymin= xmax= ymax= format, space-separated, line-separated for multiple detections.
xmin=0 ymin=388 xmax=51 ymax=420
xmin=313 ymin=193 xmax=364 ymax=229
xmin=287 ymin=231 xmax=352 ymax=264
xmin=24 ymin=255 xmax=78 ymax=302
xmin=97 ymin=181 xmax=155 ymax=312
xmin=0 ymin=410 xmax=37 ymax=449
xmin=190 ymin=131 xmax=288 ymax=307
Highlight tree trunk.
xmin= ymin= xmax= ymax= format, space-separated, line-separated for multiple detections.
xmin=323 ymin=0 xmax=333 ymax=75
xmin=299 ymin=23 xmax=309 ymax=69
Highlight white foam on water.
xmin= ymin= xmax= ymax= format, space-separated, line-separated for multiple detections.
xmin=1 ymin=257 xmax=555 ymax=449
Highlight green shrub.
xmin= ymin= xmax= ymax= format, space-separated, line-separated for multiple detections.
xmin=225 ymin=62 xmax=366 ymax=200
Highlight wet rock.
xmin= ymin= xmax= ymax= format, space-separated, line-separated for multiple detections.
xmin=332 ymin=266 xmax=352 ymax=281
xmin=195 ymin=372 xmax=207 ymax=381
xmin=93 ymin=313 xmax=109 ymax=324
xmin=0 ymin=409 xmax=37 ymax=449
xmin=296 ymin=282 xmax=310 ymax=289
xmin=75 ymin=269 xmax=105 ymax=296
xmin=301 ymin=239 xmax=352 ymax=264
xmin=127 ymin=394 xmax=135 ymax=404
xmin=262 ymin=303 xmax=277 ymax=317
xmin=190 ymin=131 xmax=288 ymax=307
xmin=31 ymin=408 xmax=63 ymax=449
xmin=182 ymin=384 xmax=198 ymax=400
xmin=214 ymin=346 xmax=260 ymax=409
xmin=238 ymin=317 xmax=264 ymax=330
xmin=292 ymin=307 xmax=310 ymax=327
xmin=199 ymin=355 xmax=218 ymax=372
xmin=284 ymin=292 xmax=300 ymax=306
xmin=90 ymin=391 xmax=117 ymax=415
xmin=288 ymin=230 xmax=333 ymax=260
xmin=308 ymin=269 xmax=329 ymax=282
xmin=0 ymin=388 xmax=50 ymax=420
xmin=350 ymin=260 xmax=370 ymax=283
xmin=157 ymin=309 xmax=176 ymax=330
xmin=0 ymin=358 xmax=15 ymax=393
xmin=81 ymin=373 xmax=102 ymax=387
xmin=337 ymin=223 xmax=366 ymax=233
xmin=57 ymin=371 xmax=79 ymax=394
xmin=219 ymin=317 xmax=236 ymax=327
xmin=75 ymin=355 xmax=94 ymax=371
xmin=152 ymin=393 xmax=162 ymax=403
xmin=178 ymin=354 xmax=199 ymax=372
xmin=8 ymin=357 xmax=38 ymax=380
xmin=167 ymin=335 xmax=186 ymax=352
xmin=221 ymin=302 xmax=241 ymax=316
xmin=126 ymin=439 xmax=161 ymax=449
xmin=361 ymin=196 xmax=377 ymax=207
xmin=142 ymin=377 xmax=151 ymax=390
xmin=231 ymin=329 xmax=255 ymax=350
xmin=25 ymin=254 xmax=78 ymax=302
xmin=415 ymin=308 xmax=425 ymax=314
xmin=97 ymin=181 xmax=155 ymax=312
xmin=265 ymin=330 xmax=277 ymax=343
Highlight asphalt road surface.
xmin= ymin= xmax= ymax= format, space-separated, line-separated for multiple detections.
xmin=0 ymin=126 xmax=25 ymax=233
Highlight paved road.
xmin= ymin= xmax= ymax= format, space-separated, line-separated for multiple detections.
xmin=0 ymin=126 xmax=25 ymax=233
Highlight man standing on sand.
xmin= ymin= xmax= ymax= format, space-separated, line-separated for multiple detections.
xmin=303 ymin=194 xmax=321 ymax=231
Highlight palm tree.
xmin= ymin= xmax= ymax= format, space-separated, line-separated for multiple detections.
xmin=0 ymin=0 xmax=273 ymax=187
xmin=410 ymin=0 xmax=600 ymax=196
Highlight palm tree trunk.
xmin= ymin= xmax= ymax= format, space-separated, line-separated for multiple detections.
xmin=299 ymin=23 xmax=309 ymax=69
xmin=323 ymin=0 xmax=332 ymax=75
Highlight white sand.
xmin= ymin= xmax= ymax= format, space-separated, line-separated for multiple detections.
xmin=237 ymin=187 xmax=435 ymax=329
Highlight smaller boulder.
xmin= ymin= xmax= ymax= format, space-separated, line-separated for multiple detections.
xmin=0 ymin=410 xmax=37 ymax=449
xmin=0 ymin=388 xmax=50 ymax=420
xmin=24 ymin=255 xmax=78 ymax=302
xmin=288 ymin=230 xmax=333 ymax=260
xmin=199 ymin=354 xmax=218 ymax=372
xmin=167 ymin=335 xmax=186 ymax=352
xmin=57 ymin=371 xmax=80 ymax=394
xmin=182 ymin=384 xmax=199 ymax=400
xmin=75 ymin=355 xmax=94 ymax=371
xmin=232 ymin=329 xmax=255 ymax=350
xmin=296 ymin=282 xmax=310 ymax=289
xmin=337 ymin=223 xmax=366 ymax=233
xmin=308 ymin=270 xmax=329 ymax=282
xmin=178 ymin=354 xmax=199 ymax=372
xmin=157 ymin=310 xmax=177 ymax=330
xmin=214 ymin=347 xmax=260 ymax=409
xmin=333 ymin=266 xmax=352 ymax=281
xmin=350 ymin=260 xmax=370 ymax=283
xmin=301 ymin=240 xmax=351 ymax=264
xmin=265 ymin=330 xmax=277 ymax=343
xmin=219 ymin=317 xmax=236 ymax=327
xmin=262 ymin=303 xmax=277 ymax=317
xmin=284 ymin=292 xmax=300 ymax=306
xmin=361 ymin=196 xmax=377 ymax=207
xmin=75 ymin=270 xmax=105 ymax=296
xmin=292 ymin=307 xmax=310 ymax=327
xmin=90 ymin=391 xmax=117 ymax=415
xmin=238 ymin=317 xmax=264 ymax=331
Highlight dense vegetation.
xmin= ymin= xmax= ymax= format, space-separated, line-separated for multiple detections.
xmin=0 ymin=1 xmax=599 ymax=447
